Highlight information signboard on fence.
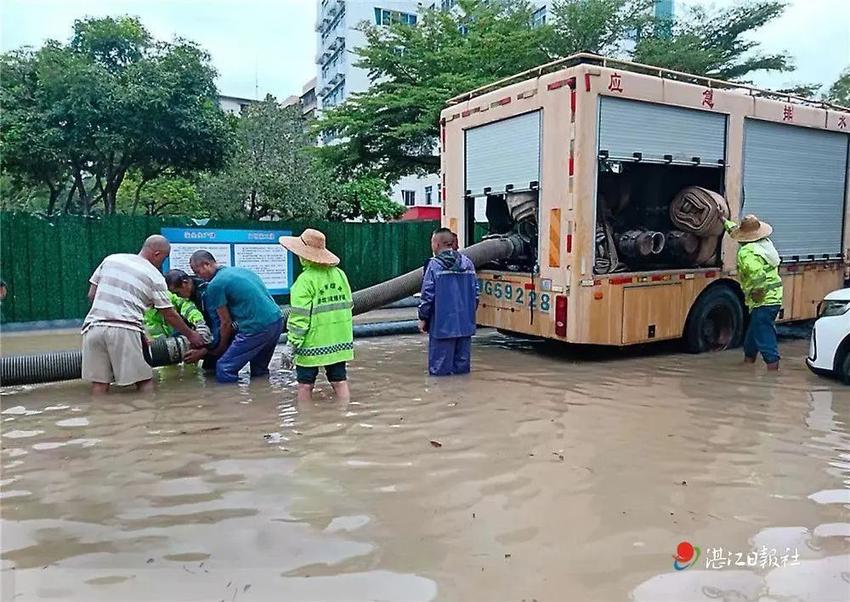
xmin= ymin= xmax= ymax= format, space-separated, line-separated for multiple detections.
xmin=161 ymin=227 xmax=293 ymax=295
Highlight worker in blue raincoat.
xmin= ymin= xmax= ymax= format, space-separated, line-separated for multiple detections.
xmin=418 ymin=228 xmax=479 ymax=376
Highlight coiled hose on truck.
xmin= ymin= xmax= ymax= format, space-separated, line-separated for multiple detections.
xmin=0 ymin=236 xmax=521 ymax=386
xmin=669 ymin=186 xmax=730 ymax=266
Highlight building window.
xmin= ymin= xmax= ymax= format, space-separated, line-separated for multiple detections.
xmin=531 ymin=6 xmax=546 ymax=28
xmin=323 ymin=79 xmax=346 ymax=108
xmin=441 ymin=0 xmax=457 ymax=10
xmin=321 ymin=130 xmax=338 ymax=145
xmin=425 ymin=186 xmax=433 ymax=205
xmin=402 ymin=190 xmax=416 ymax=206
xmin=374 ymin=8 xmax=417 ymax=26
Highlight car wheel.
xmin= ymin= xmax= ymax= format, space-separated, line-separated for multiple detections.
xmin=684 ymin=285 xmax=745 ymax=354
xmin=840 ymin=352 xmax=850 ymax=385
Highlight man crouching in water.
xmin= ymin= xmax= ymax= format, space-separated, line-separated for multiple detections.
xmin=418 ymin=228 xmax=479 ymax=376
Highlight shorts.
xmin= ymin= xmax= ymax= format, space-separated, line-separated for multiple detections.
xmin=296 ymin=362 xmax=347 ymax=385
xmin=82 ymin=325 xmax=153 ymax=386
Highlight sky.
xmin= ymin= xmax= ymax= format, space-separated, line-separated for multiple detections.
xmin=0 ymin=0 xmax=847 ymax=99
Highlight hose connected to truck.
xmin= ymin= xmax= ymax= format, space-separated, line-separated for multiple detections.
xmin=1 ymin=235 xmax=525 ymax=386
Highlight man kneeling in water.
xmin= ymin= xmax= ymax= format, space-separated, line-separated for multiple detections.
xmin=165 ymin=268 xmax=230 ymax=373
xmin=143 ymin=291 xmax=210 ymax=344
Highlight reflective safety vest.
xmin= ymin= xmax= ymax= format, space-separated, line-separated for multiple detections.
xmin=724 ymin=220 xmax=783 ymax=310
xmin=144 ymin=293 xmax=206 ymax=339
xmin=287 ymin=261 xmax=354 ymax=367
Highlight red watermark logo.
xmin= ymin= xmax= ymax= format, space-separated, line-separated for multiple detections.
xmin=673 ymin=541 xmax=701 ymax=570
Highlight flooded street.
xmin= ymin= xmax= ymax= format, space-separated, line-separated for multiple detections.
xmin=1 ymin=333 xmax=848 ymax=601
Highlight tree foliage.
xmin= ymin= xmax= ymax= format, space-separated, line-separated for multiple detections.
xmin=116 ymin=173 xmax=204 ymax=216
xmin=548 ymin=0 xmax=653 ymax=57
xmin=632 ymin=2 xmax=792 ymax=81
xmin=825 ymin=67 xmax=850 ymax=107
xmin=0 ymin=16 xmax=230 ymax=215
xmin=200 ymin=97 xmax=332 ymax=221
xmin=325 ymin=175 xmax=405 ymax=222
xmin=316 ymin=0 xmax=553 ymax=180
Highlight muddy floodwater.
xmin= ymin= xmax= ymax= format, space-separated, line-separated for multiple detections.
xmin=1 ymin=333 xmax=848 ymax=601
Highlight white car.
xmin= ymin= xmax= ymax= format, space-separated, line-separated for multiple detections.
xmin=807 ymin=287 xmax=850 ymax=383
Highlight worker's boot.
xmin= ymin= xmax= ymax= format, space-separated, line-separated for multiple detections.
xmin=743 ymin=356 xmax=756 ymax=364
xmin=765 ymin=361 xmax=780 ymax=371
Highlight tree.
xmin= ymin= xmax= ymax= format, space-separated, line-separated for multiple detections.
xmin=0 ymin=16 xmax=230 ymax=215
xmin=0 ymin=49 xmax=73 ymax=214
xmin=200 ymin=97 xmax=330 ymax=221
xmin=325 ymin=175 xmax=406 ymax=222
xmin=316 ymin=0 xmax=553 ymax=181
xmin=0 ymin=172 xmax=49 ymax=213
xmin=548 ymin=0 xmax=653 ymax=57
xmin=115 ymin=173 xmax=204 ymax=216
xmin=825 ymin=67 xmax=850 ymax=106
xmin=632 ymin=2 xmax=793 ymax=81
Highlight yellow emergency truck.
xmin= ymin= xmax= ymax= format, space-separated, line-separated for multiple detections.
xmin=440 ymin=54 xmax=850 ymax=351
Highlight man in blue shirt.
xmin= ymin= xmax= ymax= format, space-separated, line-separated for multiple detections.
xmin=185 ymin=250 xmax=283 ymax=383
xmin=166 ymin=268 xmax=229 ymax=373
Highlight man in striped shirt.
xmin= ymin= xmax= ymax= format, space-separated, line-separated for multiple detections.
xmin=82 ymin=235 xmax=205 ymax=394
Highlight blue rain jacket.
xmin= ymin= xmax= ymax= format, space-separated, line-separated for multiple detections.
xmin=419 ymin=250 xmax=479 ymax=340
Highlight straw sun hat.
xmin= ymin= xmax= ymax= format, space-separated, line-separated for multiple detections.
xmin=728 ymin=214 xmax=773 ymax=243
xmin=278 ymin=229 xmax=340 ymax=266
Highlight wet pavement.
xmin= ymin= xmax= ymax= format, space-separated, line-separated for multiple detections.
xmin=0 ymin=307 xmax=419 ymax=356
xmin=1 ymin=333 xmax=848 ymax=601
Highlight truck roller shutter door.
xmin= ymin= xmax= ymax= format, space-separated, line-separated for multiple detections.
xmin=742 ymin=119 xmax=848 ymax=259
xmin=465 ymin=110 xmax=541 ymax=197
xmin=598 ymin=97 xmax=726 ymax=165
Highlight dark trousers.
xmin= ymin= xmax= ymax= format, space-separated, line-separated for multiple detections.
xmin=216 ymin=319 xmax=283 ymax=383
xmin=744 ymin=305 xmax=781 ymax=364
xmin=428 ymin=336 xmax=472 ymax=376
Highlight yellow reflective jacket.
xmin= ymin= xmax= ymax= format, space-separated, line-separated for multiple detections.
xmin=144 ymin=293 xmax=205 ymax=339
xmin=287 ymin=260 xmax=354 ymax=367
xmin=724 ymin=220 xmax=783 ymax=310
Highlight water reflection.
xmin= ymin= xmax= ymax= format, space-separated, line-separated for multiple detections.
xmin=1 ymin=334 xmax=848 ymax=601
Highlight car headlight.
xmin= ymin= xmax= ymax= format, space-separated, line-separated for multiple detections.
xmin=818 ymin=300 xmax=850 ymax=317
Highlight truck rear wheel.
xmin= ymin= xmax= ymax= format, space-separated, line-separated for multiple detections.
xmin=684 ymin=286 xmax=744 ymax=353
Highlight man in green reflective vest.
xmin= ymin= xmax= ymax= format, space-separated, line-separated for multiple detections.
xmin=279 ymin=229 xmax=354 ymax=402
xmin=143 ymin=292 xmax=211 ymax=343
xmin=724 ymin=214 xmax=783 ymax=371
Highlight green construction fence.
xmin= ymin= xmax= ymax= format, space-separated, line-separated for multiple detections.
xmin=0 ymin=213 xmax=441 ymax=324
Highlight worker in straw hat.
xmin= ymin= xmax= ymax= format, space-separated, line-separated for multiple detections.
xmin=724 ymin=214 xmax=783 ymax=371
xmin=279 ymin=229 xmax=354 ymax=402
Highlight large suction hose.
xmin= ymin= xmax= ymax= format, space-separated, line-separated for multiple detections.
xmin=1 ymin=237 xmax=522 ymax=386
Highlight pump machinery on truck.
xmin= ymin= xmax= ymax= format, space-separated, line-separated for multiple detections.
xmin=439 ymin=53 xmax=850 ymax=352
